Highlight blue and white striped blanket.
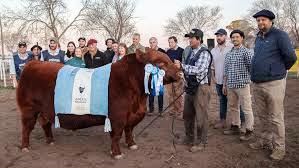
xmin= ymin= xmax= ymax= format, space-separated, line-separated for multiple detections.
xmin=54 ymin=64 xmax=112 ymax=132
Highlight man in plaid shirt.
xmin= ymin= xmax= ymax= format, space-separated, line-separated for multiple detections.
xmin=223 ymin=30 xmax=254 ymax=141
xmin=174 ymin=28 xmax=212 ymax=152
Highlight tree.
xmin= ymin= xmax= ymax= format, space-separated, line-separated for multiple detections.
xmin=83 ymin=0 xmax=136 ymax=42
xmin=226 ymin=20 xmax=256 ymax=48
xmin=283 ymin=0 xmax=299 ymax=47
xmin=164 ymin=6 xmax=222 ymax=37
xmin=4 ymin=0 xmax=90 ymax=42
xmin=3 ymin=32 xmax=29 ymax=54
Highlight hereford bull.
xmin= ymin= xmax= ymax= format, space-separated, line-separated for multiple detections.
xmin=17 ymin=48 xmax=181 ymax=159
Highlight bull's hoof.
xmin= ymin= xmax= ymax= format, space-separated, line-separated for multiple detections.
xmin=49 ymin=142 xmax=55 ymax=146
xmin=21 ymin=147 xmax=30 ymax=152
xmin=129 ymin=145 xmax=138 ymax=150
xmin=114 ymin=153 xmax=125 ymax=160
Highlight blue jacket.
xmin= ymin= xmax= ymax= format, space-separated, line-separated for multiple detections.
xmin=251 ymin=27 xmax=297 ymax=83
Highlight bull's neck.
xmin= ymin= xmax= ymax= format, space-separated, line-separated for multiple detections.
xmin=126 ymin=55 xmax=146 ymax=95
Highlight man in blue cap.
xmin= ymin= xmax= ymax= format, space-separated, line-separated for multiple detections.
xmin=211 ymin=29 xmax=245 ymax=130
xmin=249 ymin=9 xmax=297 ymax=160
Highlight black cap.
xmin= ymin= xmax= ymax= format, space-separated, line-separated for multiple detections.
xmin=230 ymin=29 xmax=245 ymax=39
xmin=78 ymin=37 xmax=86 ymax=41
xmin=31 ymin=45 xmax=42 ymax=51
xmin=253 ymin=9 xmax=275 ymax=20
xmin=184 ymin=28 xmax=204 ymax=39
xmin=18 ymin=41 xmax=27 ymax=47
xmin=215 ymin=29 xmax=227 ymax=35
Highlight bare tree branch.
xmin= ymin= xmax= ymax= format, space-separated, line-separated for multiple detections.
xmin=83 ymin=0 xmax=136 ymax=42
xmin=3 ymin=0 xmax=90 ymax=43
xmin=164 ymin=5 xmax=222 ymax=38
xmin=246 ymin=0 xmax=299 ymax=47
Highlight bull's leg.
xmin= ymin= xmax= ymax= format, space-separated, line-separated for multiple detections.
xmin=110 ymin=125 xmax=125 ymax=159
xmin=38 ymin=115 xmax=54 ymax=145
xmin=124 ymin=126 xmax=138 ymax=150
xmin=21 ymin=108 xmax=38 ymax=151
xmin=42 ymin=122 xmax=54 ymax=144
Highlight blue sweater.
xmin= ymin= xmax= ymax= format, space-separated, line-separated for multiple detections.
xmin=166 ymin=47 xmax=184 ymax=62
xmin=251 ymin=27 xmax=297 ymax=83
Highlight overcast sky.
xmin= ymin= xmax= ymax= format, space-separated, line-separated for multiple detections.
xmin=2 ymin=0 xmax=256 ymax=49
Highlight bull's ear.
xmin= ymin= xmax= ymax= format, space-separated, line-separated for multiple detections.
xmin=136 ymin=49 xmax=148 ymax=63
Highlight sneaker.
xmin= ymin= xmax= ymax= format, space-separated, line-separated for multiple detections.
xmin=270 ymin=148 xmax=285 ymax=160
xmin=189 ymin=144 xmax=204 ymax=153
xmin=214 ymin=120 xmax=226 ymax=129
xmin=240 ymin=129 xmax=254 ymax=141
xmin=249 ymin=140 xmax=273 ymax=150
xmin=223 ymin=125 xmax=240 ymax=135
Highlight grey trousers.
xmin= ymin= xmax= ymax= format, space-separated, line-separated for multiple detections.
xmin=183 ymin=84 xmax=211 ymax=144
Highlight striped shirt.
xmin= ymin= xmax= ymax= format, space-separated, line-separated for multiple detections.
xmin=224 ymin=45 xmax=253 ymax=89
xmin=182 ymin=45 xmax=211 ymax=84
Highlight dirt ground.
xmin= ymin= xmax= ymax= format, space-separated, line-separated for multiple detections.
xmin=0 ymin=79 xmax=298 ymax=168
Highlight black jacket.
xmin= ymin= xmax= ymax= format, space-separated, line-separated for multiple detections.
xmin=157 ymin=48 xmax=166 ymax=54
xmin=104 ymin=48 xmax=115 ymax=63
xmin=84 ymin=50 xmax=109 ymax=68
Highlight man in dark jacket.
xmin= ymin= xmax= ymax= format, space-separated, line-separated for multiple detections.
xmin=249 ymin=9 xmax=297 ymax=161
xmin=84 ymin=39 xmax=109 ymax=68
xmin=165 ymin=36 xmax=185 ymax=119
xmin=104 ymin=38 xmax=115 ymax=63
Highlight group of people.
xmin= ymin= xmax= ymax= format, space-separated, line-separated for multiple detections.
xmin=10 ymin=36 xmax=130 ymax=81
xmin=171 ymin=9 xmax=296 ymax=161
xmin=10 ymin=9 xmax=297 ymax=161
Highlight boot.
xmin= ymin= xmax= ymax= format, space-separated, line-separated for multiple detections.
xmin=270 ymin=148 xmax=285 ymax=160
xmin=249 ymin=140 xmax=273 ymax=150
xmin=240 ymin=129 xmax=254 ymax=141
xmin=223 ymin=125 xmax=240 ymax=135
xmin=189 ymin=143 xmax=204 ymax=153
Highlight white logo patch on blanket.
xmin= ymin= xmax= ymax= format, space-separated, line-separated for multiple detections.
xmin=71 ymin=69 xmax=94 ymax=115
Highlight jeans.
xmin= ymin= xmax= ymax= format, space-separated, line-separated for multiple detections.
xmin=216 ymin=84 xmax=245 ymax=123
xmin=148 ymin=94 xmax=163 ymax=113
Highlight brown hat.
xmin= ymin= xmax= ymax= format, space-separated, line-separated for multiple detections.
xmin=49 ymin=37 xmax=58 ymax=43
xmin=87 ymin=39 xmax=97 ymax=46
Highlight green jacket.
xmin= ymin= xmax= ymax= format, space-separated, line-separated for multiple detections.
xmin=65 ymin=56 xmax=86 ymax=68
